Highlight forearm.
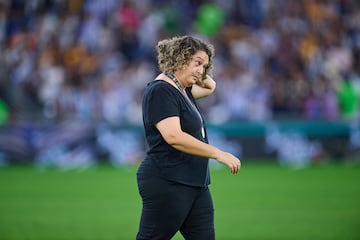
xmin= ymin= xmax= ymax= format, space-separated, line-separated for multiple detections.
xmin=168 ymin=131 xmax=241 ymax=174
xmin=167 ymin=131 xmax=220 ymax=159
xmin=157 ymin=117 xmax=241 ymax=174
xmin=198 ymin=75 xmax=216 ymax=90
xmin=192 ymin=75 xmax=216 ymax=99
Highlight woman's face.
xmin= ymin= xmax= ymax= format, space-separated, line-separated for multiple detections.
xmin=176 ymin=50 xmax=209 ymax=88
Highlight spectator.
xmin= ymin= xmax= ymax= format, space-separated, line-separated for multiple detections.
xmin=0 ymin=0 xmax=358 ymax=123
xmin=336 ymin=76 xmax=360 ymax=120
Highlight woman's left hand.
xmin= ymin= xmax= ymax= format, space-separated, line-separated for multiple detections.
xmin=191 ymin=75 xmax=216 ymax=99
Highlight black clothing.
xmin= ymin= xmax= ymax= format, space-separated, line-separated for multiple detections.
xmin=136 ymin=174 xmax=215 ymax=240
xmin=136 ymin=80 xmax=214 ymax=240
xmin=137 ymin=80 xmax=210 ymax=187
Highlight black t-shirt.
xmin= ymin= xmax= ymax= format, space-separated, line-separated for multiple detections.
xmin=137 ymin=80 xmax=210 ymax=187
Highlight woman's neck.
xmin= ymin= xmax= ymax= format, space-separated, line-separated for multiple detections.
xmin=163 ymin=72 xmax=185 ymax=90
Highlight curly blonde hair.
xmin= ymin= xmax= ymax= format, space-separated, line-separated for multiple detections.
xmin=156 ymin=36 xmax=214 ymax=80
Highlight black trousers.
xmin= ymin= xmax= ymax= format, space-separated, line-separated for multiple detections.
xmin=136 ymin=174 xmax=215 ymax=240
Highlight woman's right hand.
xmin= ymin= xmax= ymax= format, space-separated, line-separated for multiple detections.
xmin=215 ymin=151 xmax=241 ymax=174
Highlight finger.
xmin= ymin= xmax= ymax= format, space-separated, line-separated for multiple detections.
xmin=232 ymin=164 xmax=237 ymax=174
xmin=229 ymin=164 xmax=235 ymax=174
xmin=234 ymin=162 xmax=240 ymax=174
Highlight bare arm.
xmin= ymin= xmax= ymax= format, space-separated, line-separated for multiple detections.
xmin=191 ymin=75 xmax=216 ymax=100
xmin=156 ymin=116 xmax=241 ymax=174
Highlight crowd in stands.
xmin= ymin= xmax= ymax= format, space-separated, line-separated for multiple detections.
xmin=0 ymin=0 xmax=360 ymax=125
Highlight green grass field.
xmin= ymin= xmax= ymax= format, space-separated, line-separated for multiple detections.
xmin=0 ymin=162 xmax=359 ymax=240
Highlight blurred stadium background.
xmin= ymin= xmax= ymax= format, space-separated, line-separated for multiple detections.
xmin=0 ymin=0 xmax=360 ymax=166
xmin=0 ymin=0 xmax=359 ymax=239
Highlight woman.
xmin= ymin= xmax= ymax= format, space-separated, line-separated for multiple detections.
xmin=136 ymin=35 xmax=241 ymax=240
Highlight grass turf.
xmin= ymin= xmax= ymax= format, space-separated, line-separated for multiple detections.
xmin=0 ymin=162 xmax=359 ymax=240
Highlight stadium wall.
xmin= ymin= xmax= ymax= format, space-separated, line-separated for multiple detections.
xmin=0 ymin=120 xmax=358 ymax=167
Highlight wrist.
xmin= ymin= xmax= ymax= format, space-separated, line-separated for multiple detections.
xmin=202 ymin=75 xmax=216 ymax=90
xmin=211 ymin=147 xmax=222 ymax=160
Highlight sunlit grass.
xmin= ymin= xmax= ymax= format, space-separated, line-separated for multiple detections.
xmin=0 ymin=162 xmax=359 ymax=240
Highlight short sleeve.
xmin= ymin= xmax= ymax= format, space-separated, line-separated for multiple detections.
xmin=144 ymin=82 xmax=180 ymax=125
